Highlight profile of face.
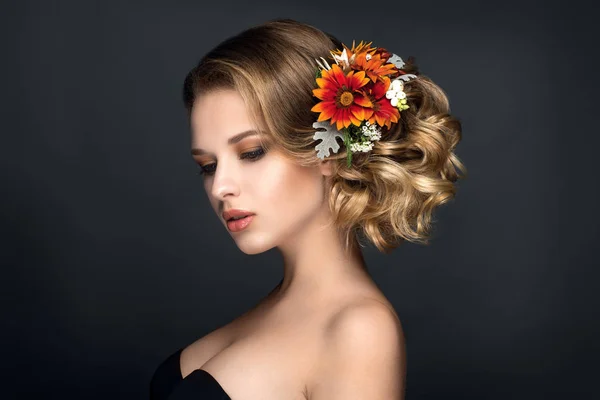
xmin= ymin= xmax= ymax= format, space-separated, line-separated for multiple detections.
xmin=190 ymin=89 xmax=332 ymax=255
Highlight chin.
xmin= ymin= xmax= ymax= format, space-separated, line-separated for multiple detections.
xmin=232 ymin=235 xmax=276 ymax=255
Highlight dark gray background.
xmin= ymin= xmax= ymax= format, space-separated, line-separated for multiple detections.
xmin=2 ymin=0 xmax=598 ymax=399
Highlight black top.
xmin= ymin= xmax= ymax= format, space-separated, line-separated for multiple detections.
xmin=149 ymin=348 xmax=231 ymax=400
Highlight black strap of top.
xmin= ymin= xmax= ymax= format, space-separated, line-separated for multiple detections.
xmin=169 ymin=369 xmax=231 ymax=400
xmin=150 ymin=347 xmax=231 ymax=400
xmin=149 ymin=348 xmax=184 ymax=400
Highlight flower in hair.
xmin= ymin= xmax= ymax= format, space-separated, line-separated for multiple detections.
xmin=312 ymin=63 xmax=372 ymax=130
xmin=363 ymin=76 xmax=399 ymax=129
xmin=386 ymin=79 xmax=409 ymax=111
xmin=311 ymin=41 xmax=417 ymax=167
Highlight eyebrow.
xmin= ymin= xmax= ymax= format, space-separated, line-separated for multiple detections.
xmin=190 ymin=130 xmax=263 ymax=156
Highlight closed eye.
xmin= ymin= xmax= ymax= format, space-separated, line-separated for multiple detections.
xmin=196 ymin=147 xmax=266 ymax=177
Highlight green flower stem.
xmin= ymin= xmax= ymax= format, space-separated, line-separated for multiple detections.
xmin=343 ymin=130 xmax=352 ymax=167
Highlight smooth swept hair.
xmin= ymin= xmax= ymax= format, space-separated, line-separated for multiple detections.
xmin=183 ymin=18 xmax=467 ymax=254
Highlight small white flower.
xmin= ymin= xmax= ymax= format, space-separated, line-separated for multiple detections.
xmin=350 ymin=141 xmax=374 ymax=153
xmin=391 ymin=79 xmax=403 ymax=91
xmin=361 ymin=123 xmax=382 ymax=142
xmin=386 ymin=78 xmax=409 ymax=111
xmin=366 ymin=53 xmax=372 ymax=61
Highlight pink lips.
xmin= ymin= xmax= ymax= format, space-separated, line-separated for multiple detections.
xmin=226 ymin=215 xmax=255 ymax=232
xmin=222 ymin=209 xmax=255 ymax=233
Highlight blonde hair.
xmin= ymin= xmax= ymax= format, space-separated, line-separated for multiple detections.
xmin=183 ymin=18 xmax=467 ymax=254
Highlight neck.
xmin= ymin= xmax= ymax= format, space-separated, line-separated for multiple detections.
xmin=274 ymin=205 xmax=370 ymax=298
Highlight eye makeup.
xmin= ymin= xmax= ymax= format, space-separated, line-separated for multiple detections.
xmin=196 ymin=146 xmax=267 ymax=176
xmin=190 ymin=129 xmax=266 ymax=156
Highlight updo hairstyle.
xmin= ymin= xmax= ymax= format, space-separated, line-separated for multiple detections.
xmin=183 ymin=19 xmax=467 ymax=253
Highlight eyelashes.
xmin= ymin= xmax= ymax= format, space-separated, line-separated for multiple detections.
xmin=196 ymin=147 xmax=266 ymax=177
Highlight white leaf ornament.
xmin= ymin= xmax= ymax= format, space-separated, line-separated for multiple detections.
xmin=388 ymin=54 xmax=405 ymax=69
xmin=312 ymin=121 xmax=345 ymax=160
xmin=397 ymin=73 xmax=418 ymax=82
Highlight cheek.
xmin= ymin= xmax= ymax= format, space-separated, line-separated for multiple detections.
xmin=204 ymin=180 xmax=217 ymax=209
xmin=258 ymin=157 xmax=324 ymax=215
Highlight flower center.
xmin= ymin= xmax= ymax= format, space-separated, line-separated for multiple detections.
xmin=339 ymin=91 xmax=354 ymax=107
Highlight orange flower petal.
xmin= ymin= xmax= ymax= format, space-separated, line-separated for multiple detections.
xmin=319 ymin=101 xmax=338 ymax=116
xmin=311 ymin=102 xmax=325 ymax=112
xmin=350 ymin=70 xmax=369 ymax=89
xmin=312 ymin=101 xmax=336 ymax=122
xmin=314 ymin=106 xmax=332 ymax=120
xmin=330 ymin=64 xmax=347 ymax=87
xmin=315 ymin=77 xmax=329 ymax=89
xmin=370 ymin=80 xmax=388 ymax=99
xmin=313 ymin=88 xmax=335 ymax=101
xmin=350 ymin=104 xmax=365 ymax=121
xmin=349 ymin=113 xmax=361 ymax=126
xmin=334 ymin=108 xmax=349 ymax=129
xmin=354 ymin=94 xmax=372 ymax=108
xmin=367 ymin=71 xmax=378 ymax=83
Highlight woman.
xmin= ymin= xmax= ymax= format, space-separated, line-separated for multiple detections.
xmin=150 ymin=18 xmax=465 ymax=400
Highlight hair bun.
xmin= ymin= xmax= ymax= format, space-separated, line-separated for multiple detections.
xmin=329 ymin=74 xmax=467 ymax=253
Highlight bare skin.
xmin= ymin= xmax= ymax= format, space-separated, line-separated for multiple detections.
xmin=184 ymin=89 xmax=406 ymax=399
xmin=180 ymin=275 xmax=402 ymax=400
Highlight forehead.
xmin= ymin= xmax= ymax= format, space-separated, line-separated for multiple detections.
xmin=190 ymin=89 xmax=255 ymax=142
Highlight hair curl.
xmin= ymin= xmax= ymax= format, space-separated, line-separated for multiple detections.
xmin=183 ymin=18 xmax=467 ymax=254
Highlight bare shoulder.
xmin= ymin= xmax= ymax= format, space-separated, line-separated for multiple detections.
xmin=308 ymin=297 xmax=406 ymax=400
xmin=325 ymin=297 xmax=404 ymax=349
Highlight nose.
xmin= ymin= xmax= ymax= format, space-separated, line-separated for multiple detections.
xmin=210 ymin=159 xmax=240 ymax=201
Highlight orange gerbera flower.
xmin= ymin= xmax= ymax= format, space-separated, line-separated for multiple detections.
xmin=331 ymin=41 xmax=376 ymax=61
xmin=311 ymin=64 xmax=372 ymax=130
xmin=352 ymin=52 xmax=398 ymax=83
xmin=331 ymin=41 xmax=398 ymax=83
xmin=362 ymin=76 xmax=399 ymax=129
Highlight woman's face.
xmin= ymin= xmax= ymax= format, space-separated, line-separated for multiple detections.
xmin=190 ymin=89 xmax=330 ymax=255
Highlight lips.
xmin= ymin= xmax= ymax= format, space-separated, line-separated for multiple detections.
xmin=226 ymin=215 xmax=254 ymax=232
xmin=222 ymin=209 xmax=255 ymax=223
